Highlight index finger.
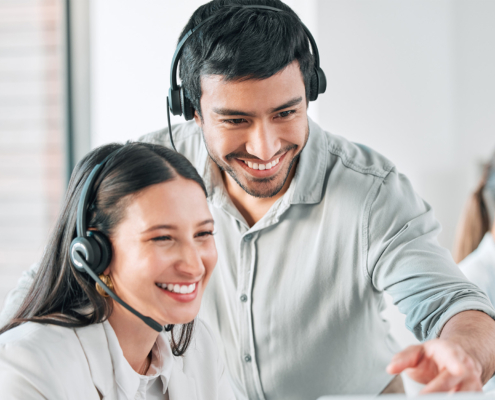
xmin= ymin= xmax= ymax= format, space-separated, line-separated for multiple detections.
xmin=386 ymin=344 xmax=425 ymax=375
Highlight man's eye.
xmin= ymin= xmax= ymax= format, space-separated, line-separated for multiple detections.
xmin=224 ymin=118 xmax=247 ymax=125
xmin=278 ymin=110 xmax=295 ymax=118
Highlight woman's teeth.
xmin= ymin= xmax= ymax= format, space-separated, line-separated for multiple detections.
xmin=243 ymin=157 xmax=280 ymax=170
xmin=156 ymin=282 xmax=196 ymax=294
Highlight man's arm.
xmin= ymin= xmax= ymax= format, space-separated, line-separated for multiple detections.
xmin=388 ymin=310 xmax=495 ymax=392
xmin=366 ymin=168 xmax=495 ymax=392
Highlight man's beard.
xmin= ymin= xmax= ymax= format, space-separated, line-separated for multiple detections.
xmin=202 ymin=125 xmax=309 ymax=199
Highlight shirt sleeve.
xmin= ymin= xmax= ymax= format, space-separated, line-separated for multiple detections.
xmin=366 ymin=168 xmax=495 ymax=341
xmin=0 ymin=263 xmax=40 ymax=328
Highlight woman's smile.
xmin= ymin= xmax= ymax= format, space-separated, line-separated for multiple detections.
xmin=155 ymin=281 xmax=200 ymax=303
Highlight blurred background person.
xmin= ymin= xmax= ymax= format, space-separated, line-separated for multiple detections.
xmin=454 ymin=151 xmax=495 ymax=392
xmin=454 ymin=151 xmax=495 ymax=307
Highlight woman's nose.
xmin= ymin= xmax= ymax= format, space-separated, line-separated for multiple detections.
xmin=175 ymin=243 xmax=205 ymax=277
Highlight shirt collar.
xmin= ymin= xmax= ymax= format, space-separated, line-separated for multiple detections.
xmin=102 ymin=321 xmax=175 ymax=398
xmin=203 ymin=117 xmax=328 ymax=217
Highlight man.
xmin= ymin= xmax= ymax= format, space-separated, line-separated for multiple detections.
xmin=3 ymin=1 xmax=495 ymax=399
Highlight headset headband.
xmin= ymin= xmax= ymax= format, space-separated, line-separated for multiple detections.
xmin=76 ymin=150 xmax=119 ymax=237
xmin=169 ymin=5 xmax=322 ymax=93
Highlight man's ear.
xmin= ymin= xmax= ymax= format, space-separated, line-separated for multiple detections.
xmin=194 ymin=110 xmax=202 ymax=127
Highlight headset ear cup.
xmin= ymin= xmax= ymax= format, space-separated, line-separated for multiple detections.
xmin=70 ymin=236 xmax=101 ymax=273
xmin=308 ymin=67 xmax=327 ymax=102
xmin=88 ymin=231 xmax=112 ymax=275
xmin=180 ymin=87 xmax=195 ymax=121
xmin=315 ymin=67 xmax=327 ymax=97
xmin=309 ymin=70 xmax=319 ymax=102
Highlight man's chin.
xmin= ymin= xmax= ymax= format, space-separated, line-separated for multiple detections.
xmin=226 ymin=165 xmax=292 ymax=198
xmin=236 ymin=177 xmax=285 ymax=198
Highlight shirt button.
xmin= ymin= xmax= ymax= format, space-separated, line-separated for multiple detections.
xmin=244 ymin=354 xmax=252 ymax=362
xmin=244 ymin=234 xmax=253 ymax=242
xmin=240 ymin=294 xmax=248 ymax=302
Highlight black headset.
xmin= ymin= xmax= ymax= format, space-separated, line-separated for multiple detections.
xmin=69 ymin=148 xmax=164 ymax=333
xmin=166 ymin=4 xmax=327 ymax=150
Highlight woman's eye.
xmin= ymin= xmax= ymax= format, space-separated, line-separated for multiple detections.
xmin=151 ymin=236 xmax=171 ymax=242
xmin=196 ymin=231 xmax=215 ymax=238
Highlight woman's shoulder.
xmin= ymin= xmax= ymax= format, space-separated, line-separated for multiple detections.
xmin=0 ymin=321 xmax=77 ymax=350
xmin=0 ymin=322 xmax=104 ymax=399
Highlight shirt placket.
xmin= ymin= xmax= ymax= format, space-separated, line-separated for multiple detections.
xmin=238 ymin=230 xmax=266 ymax=400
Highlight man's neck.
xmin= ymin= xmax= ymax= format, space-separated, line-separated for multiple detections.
xmin=223 ymin=161 xmax=297 ymax=227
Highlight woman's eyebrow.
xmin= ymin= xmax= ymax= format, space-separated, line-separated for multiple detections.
xmin=141 ymin=224 xmax=177 ymax=234
xmin=141 ymin=219 xmax=214 ymax=234
xmin=197 ymin=219 xmax=214 ymax=227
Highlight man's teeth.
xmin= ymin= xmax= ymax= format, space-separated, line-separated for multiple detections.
xmin=156 ymin=282 xmax=196 ymax=294
xmin=243 ymin=157 xmax=280 ymax=170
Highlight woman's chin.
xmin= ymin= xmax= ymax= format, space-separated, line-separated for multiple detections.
xmin=157 ymin=310 xmax=199 ymax=327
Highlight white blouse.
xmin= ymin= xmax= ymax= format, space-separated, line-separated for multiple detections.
xmin=0 ymin=318 xmax=235 ymax=400
xmin=102 ymin=321 xmax=173 ymax=399
xmin=459 ymin=232 xmax=495 ymax=307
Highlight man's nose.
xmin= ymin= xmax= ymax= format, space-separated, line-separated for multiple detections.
xmin=245 ymin=121 xmax=281 ymax=161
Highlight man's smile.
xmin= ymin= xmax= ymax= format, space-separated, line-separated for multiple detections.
xmin=234 ymin=151 xmax=289 ymax=178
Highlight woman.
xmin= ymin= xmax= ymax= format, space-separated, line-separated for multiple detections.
xmin=454 ymin=151 xmax=495 ymax=306
xmin=0 ymin=142 xmax=235 ymax=399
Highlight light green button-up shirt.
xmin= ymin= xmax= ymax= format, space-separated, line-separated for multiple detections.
xmin=140 ymin=118 xmax=495 ymax=400
xmin=2 ymin=118 xmax=494 ymax=400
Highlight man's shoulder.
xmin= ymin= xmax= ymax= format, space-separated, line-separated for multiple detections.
xmin=139 ymin=120 xmax=201 ymax=147
xmin=313 ymin=122 xmax=395 ymax=180
xmin=139 ymin=120 xmax=206 ymax=170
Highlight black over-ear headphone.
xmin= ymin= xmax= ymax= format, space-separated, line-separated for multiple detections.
xmin=166 ymin=4 xmax=327 ymax=150
xmin=69 ymin=148 xmax=164 ymax=332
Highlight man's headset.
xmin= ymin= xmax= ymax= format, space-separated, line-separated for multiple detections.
xmin=166 ymin=4 xmax=327 ymax=151
xmin=69 ymin=148 xmax=164 ymax=333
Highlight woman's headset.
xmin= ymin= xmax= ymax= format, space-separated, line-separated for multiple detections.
xmin=166 ymin=4 xmax=327 ymax=150
xmin=69 ymin=148 xmax=164 ymax=332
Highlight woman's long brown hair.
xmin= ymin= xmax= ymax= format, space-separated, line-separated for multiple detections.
xmin=453 ymin=153 xmax=495 ymax=263
xmin=0 ymin=142 xmax=207 ymax=356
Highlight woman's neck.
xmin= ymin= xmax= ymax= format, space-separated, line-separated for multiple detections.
xmin=108 ymin=304 xmax=160 ymax=374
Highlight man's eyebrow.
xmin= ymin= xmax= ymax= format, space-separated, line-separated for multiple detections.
xmin=212 ymin=108 xmax=255 ymax=117
xmin=212 ymin=97 xmax=303 ymax=117
xmin=270 ymin=96 xmax=303 ymax=113
xmin=141 ymin=219 xmax=214 ymax=234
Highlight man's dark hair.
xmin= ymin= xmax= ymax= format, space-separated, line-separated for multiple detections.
xmin=178 ymin=0 xmax=316 ymax=117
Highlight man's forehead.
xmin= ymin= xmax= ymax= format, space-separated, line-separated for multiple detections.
xmin=199 ymin=62 xmax=306 ymax=113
